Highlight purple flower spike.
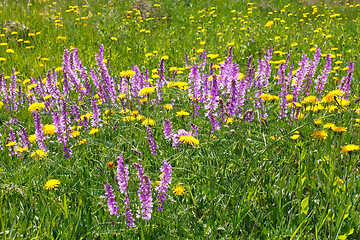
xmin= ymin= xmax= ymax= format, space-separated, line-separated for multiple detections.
xmin=104 ymin=183 xmax=119 ymax=218
xmin=163 ymin=119 xmax=173 ymax=141
xmin=116 ymin=155 xmax=129 ymax=194
xmin=134 ymin=163 xmax=153 ymax=220
xmin=145 ymin=126 xmax=157 ymax=155
xmin=116 ymin=155 xmax=135 ymax=227
xmin=315 ymin=54 xmax=331 ymax=94
xmin=156 ymin=160 xmax=172 ymax=212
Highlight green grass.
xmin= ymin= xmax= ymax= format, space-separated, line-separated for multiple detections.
xmin=1 ymin=0 xmax=360 ymax=239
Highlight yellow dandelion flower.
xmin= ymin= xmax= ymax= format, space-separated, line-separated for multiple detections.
xmin=123 ymin=116 xmax=136 ymax=122
xmin=6 ymin=141 xmax=16 ymax=147
xmin=173 ymin=185 xmax=186 ymax=196
xmin=338 ymin=98 xmax=350 ymax=107
xmin=322 ymin=90 xmax=343 ymax=103
xmin=28 ymin=134 xmax=36 ymax=143
xmin=341 ymin=144 xmax=360 ymax=153
xmin=142 ymin=118 xmax=156 ymax=126
xmin=176 ymin=110 xmax=190 ymax=117
xmin=89 ymin=128 xmax=99 ymax=135
xmin=42 ymin=124 xmax=55 ymax=135
xmin=163 ymin=104 xmax=173 ymax=110
xmin=226 ymin=118 xmax=234 ymax=124
xmin=28 ymin=102 xmax=45 ymax=112
xmin=70 ymin=131 xmax=81 ymax=138
xmin=130 ymin=110 xmax=139 ymax=116
xmin=118 ymin=93 xmax=126 ymax=100
xmin=326 ymin=105 xmax=338 ymax=113
xmin=177 ymin=82 xmax=189 ymax=90
xmin=120 ymin=70 xmax=135 ymax=78
xmin=207 ymin=54 xmax=219 ymax=59
xmin=323 ymin=123 xmax=336 ymax=129
xmin=305 ymin=104 xmax=324 ymax=112
xmin=290 ymin=134 xmax=300 ymax=140
xmin=311 ymin=130 xmax=328 ymax=139
xmin=138 ymin=86 xmax=156 ymax=96
xmin=286 ymin=94 xmax=294 ymax=102
xmin=44 ymin=94 xmax=52 ymax=100
xmin=265 ymin=21 xmax=274 ymax=27
xmin=333 ymin=127 xmax=347 ymax=133
xmin=15 ymin=146 xmax=28 ymax=154
xmin=301 ymin=96 xmax=317 ymax=104
xmin=44 ymin=179 xmax=61 ymax=190
xmin=137 ymin=115 xmax=146 ymax=121
xmin=179 ymin=135 xmax=199 ymax=146
xmin=31 ymin=149 xmax=48 ymax=159
xmin=259 ymin=94 xmax=279 ymax=101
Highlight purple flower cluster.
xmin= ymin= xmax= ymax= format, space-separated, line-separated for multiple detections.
xmin=104 ymin=157 xmax=172 ymax=226
xmin=134 ymin=163 xmax=153 ymax=220
xmin=116 ymin=155 xmax=135 ymax=227
xmin=145 ymin=126 xmax=157 ymax=155
xmin=104 ymin=183 xmax=119 ymax=218
xmin=155 ymin=160 xmax=172 ymax=212
xmin=163 ymin=119 xmax=173 ymax=140
xmin=0 ymin=45 xmax=356 ymax=163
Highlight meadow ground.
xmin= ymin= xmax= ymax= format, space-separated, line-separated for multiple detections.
xmin=1 ymin=0 xmax=360 ymax=239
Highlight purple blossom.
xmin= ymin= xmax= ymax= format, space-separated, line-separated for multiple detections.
xmin=188 ymin=64 xmax=202 ymax=100
xmin=0 ymin=74 xmax=10 ymax=110
xmin=227 ymin=78 xmax=239 ymax=117
xmin=134 ymin=163 xmax=153 ymax=220
xmin=292 ymin=54 xmax=309 ymax=102
xmin=10 ymin=69 xmax=18 ymax=111
xmin=156 ymin=160 xmax=172 ymax=212
xmin=163 ymin=119 xmax=173 ymax=141
xmin=91 ymin=98 xmax=102 ymax=127
xmin=124 ymin=206 xmax=135 ymax=227
xmin=304 ymin=49 xmax=321 ymax=95
xmin=190 ymin=122 xmax=200 ymax=135
xmin=95 ymin=45 xmax=117 ymax=102
xmin=205 ymin=75 xmax=219 ymax=114
xmin=19 ymin=125 xmax=31 ymax=148
xmin=33 ymin=113 xmax=47 ymax=152
xmin=199 ymin=50 xmax=207 ymax=71
xmin=104 ymin=183 xmax=119 ymax=218
xmin=116 ymin=155 xmax=135 ymax=226
xmin=339 ymin=62 xmax=354 ymax=99
xmin=145 ymin=126 xmax=157 ymax=155
xmin=207 ymin=111 xmax=220 ymax=132
xmin=116 ymin=155 xmax=129 ymax=194
xmin=315 ymin=54 xmax=331 ymax=94
xmin=279 ymin=64 xmax=293 ymax=119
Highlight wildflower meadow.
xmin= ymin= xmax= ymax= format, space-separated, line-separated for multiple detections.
xmin=1 ymin=0 xmax=360 ymax=239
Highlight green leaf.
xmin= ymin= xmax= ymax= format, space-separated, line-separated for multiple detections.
xmin=300 ymin=197 xmax=309 ymax=215
xmin=338 ymin=228 xmax=354 ymax=240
